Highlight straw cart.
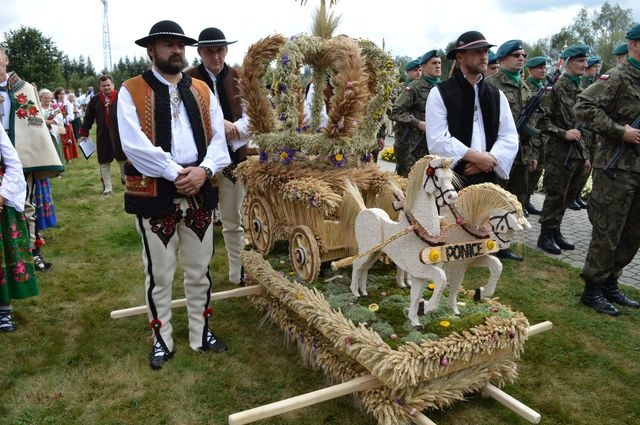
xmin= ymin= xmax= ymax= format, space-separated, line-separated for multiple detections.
xmin=236 ymin=34 xmax=401 ymax=283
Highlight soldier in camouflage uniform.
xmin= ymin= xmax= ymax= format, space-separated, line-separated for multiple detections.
xmin=486 ymin=40 xmax=538 ymax=261
xmin=524 ymin=56 xmax=550 ymax=215
xmin=390 ymin=50 xmax=440 ymax=177
xmin=486 ymin=50 xmax=500 ymax=77
xmin=537 ymin=45 xmax=591 ymax=255
xmin=613 ymin=43 xmax=628 ymax=65
xmin=574 ymin=24 xmax=640 ymax=316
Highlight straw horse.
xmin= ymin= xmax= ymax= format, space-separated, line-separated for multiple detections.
xmin=397 ymin=183 xmax=530 ymax=316
xmin=342 ymin=155 xmax=458 ymax=328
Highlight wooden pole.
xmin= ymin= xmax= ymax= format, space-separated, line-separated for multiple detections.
xmin=227 ymin=375 xmax=381 ymax=425
xmin=482 ymin=384 xmax=541 ymax=424
xmin=110 ymin=285 xmax=265 ymax=319
xmin=526 ymin=321 xmax=553 ymax=337
xmin=411 ymin=411 xmax=438 ymax=425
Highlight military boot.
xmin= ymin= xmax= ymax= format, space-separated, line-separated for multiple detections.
xmin=537 ymin=226 xmax=561 ymax=255
xmin=525 ymin=201 xmax=542 ymax=215
xmin=602 ymin=276 xmax=640 ymax=308
xmin=553 ymin=227 xmax=575 ymax=250
xmin=576 ymin=194 xmax=588 ymax=209
xmin=580 ymin=281 xmax=620 ymax=316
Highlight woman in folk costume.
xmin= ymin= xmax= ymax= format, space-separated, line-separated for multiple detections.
xmin=53 ymin=87 xmax=79 ymax=162
xmin=0 ymin=121 xmax=38 ymax=332
xmin=35 ymin=89 xmax=58 ymax=231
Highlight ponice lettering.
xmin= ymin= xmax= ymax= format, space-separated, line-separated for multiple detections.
xmin=445 ymin=242 xmax=483 ymax=261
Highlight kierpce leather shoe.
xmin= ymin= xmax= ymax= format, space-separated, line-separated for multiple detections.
xmin=149 ymin=341 xmax=175 ymax=370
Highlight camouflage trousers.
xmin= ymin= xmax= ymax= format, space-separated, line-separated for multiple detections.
xmin=393 ymin=135 xmax=428 ymax=178
xmin=506 ymin=163 xmax=530 ymax=208
xmin=581 ymin=169 xmax=640 ymax=284
xmin=539 ymin=157 xmax=586 ymax=228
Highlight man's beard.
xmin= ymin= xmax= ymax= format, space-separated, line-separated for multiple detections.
xmin=155 ymin=55 xmax=185 ymax=74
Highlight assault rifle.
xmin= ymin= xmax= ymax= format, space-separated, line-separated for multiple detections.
xmin=563 ymin=123 xmax=582 ymax=170
xmin=602 ymin=114 xmax=640 ymax=180
xmin=515 ymin=65 xmax=562 ymax=145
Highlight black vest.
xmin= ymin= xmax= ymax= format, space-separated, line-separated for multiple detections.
xmin=437 ymin=68 xmax=501 ymax=184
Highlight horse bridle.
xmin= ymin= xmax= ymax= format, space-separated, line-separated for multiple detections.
xmin=423 ymin=165 xmax=456 ymax=205
xmin=488 ymin=210 xmax=517 ymax=244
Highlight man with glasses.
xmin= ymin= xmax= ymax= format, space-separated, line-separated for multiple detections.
xmin=485 ymin=40 xmax=537 ymax=261
xmin=536 ymin=45 xmax=591 ymax=255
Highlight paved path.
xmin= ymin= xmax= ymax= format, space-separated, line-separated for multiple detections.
xmin=376 ymin=145 xmax=640 ymax=290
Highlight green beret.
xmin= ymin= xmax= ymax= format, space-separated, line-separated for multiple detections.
xmin=419 ymin=50 xmax=438 ymax=65
xmin=560 ymin=44 xmax=589 ymax=60
xmin=525 ymin=56 xmax=547 ymax=68
xmin=404 ymin=59 xmax=420 ymax=71
xmin=613 ymin=43 xmax=628 ymax=56
xmin=488 ymin=51 xmax=498 ymax=65
xmin=626 ymin=24 xmax=640 ymax=41
xmin=496 ymin=39 xmax=524 ymax=59
xmin=587 ymin=56 xmax=601 ymax=68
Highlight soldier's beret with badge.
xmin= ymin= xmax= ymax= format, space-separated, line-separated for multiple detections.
xmin=496 ymin=40 xmax=524 ymax=59
xmin=626 ymin=24 xmax=640 ymax=40
xmin=419 ymin=50 xmax=438 ymax=65
xmin=525 ymin=56 xmax=547 ymax=68
xmin=560 ymin=44 xmax=589 ymax=60
xmin=488 ymin=51 xmax=498 ymax=65
xmin=587 ymin=56 xmax=601 ymax=68
xmin=613 ymin=43 xmax=628 ymax=56
xmin=446 ymin=31 xmax=495 ymax=60
xmin=404 ymin=59 xmax=420 ymax=71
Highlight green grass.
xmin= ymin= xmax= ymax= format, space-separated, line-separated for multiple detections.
xmin=1 ymin=156 xmax=639 ymax=425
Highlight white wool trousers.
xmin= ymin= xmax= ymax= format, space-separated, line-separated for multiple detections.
xmin=216 ymin=172 xmax=246 ymax=284
xmin=135 ymin=198 xmax=215 ymax=351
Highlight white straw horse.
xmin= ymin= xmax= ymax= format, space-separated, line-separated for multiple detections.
xmin=342 ymin=155 xmax=458 ymax=328
xmin=396 ymin=183 xmax=530 ymax=316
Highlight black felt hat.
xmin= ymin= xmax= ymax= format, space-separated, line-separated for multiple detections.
xmin=135 ymin=20 xmax=197 ymax=47
xmin=196 ymin=27 xmax=237 ymax=47
xmin=446 ymin=31 xmax=495 ymax=60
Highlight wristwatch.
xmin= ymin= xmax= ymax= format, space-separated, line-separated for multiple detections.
xmin=199 ymin=166 xmax=214 ymax=179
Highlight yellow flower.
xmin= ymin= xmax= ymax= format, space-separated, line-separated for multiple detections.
xmin=335 ymin=153 xmax=343 ymax=161
xmin=428 ymin=249 xmax=440 ymax=262
xmin=428 ymin=282 xmax=435 ymax=290
xmin=280 ymin=151 xmax=289 ymax=161
xmin=296 ymin=292 xmax=304 ymax=300
xmin=440 ymin=320 xmax=451 ymax=328
xmin=368 ymin=303 xmax=379 ymax=312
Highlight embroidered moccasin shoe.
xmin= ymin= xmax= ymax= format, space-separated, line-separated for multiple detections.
xmin=149 ymin=341 xmax=175 ymax=370
xmin=198 ymin=330 xmax=227 ymax=353
xmin=0 ymin=311 xmax=16 ymax=333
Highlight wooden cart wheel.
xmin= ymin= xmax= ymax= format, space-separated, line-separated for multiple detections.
xmin=289 ymin=226 xmax=321 ymax=284
xmin=247 ymin=196 xmax=275 ymax=254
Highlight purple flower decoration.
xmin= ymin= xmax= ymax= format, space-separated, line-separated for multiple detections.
xmin=279 ymin=147 xmax=296 ymax=165
xmin=278 ymin=82 xmax=287 ymax=94
xmin=278 ymin=113 xmax=287 ymax=121
xmin=259 ymin=151 xmax=268 ymax=164
xmin=281 ymin=54 xmax=289 ymax=65
xmin=308 ymin=192 xmax=319 ymax=207
xmin=362 ymin=152 xmax=373 ymax=163
xmin=331 ymin=153 xmax=346 ymax=168
xmin=290 ymin=35 xmax=298 ymax=41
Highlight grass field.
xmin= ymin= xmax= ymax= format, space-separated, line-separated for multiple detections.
xmin=1 ymin=155 xmax=639 ymax=425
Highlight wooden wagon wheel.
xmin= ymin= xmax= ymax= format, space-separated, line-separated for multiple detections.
xmin=289 ymin=225 xmax=321 ymax=284
xmin=247 ymin=196 xmax=275 ymax=254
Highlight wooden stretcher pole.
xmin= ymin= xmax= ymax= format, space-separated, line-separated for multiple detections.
xmin=526 ymin=320 xmax=553 ymax=337
xmin=411 ymin=411 xmax=438 ymax=425
xmin=227 ymin=375 xmax=381 ymax=425
xmin=482 ymin=384 xmax=541 ymax=424
xmin=110 ymin=285 xmax=265 ymax=319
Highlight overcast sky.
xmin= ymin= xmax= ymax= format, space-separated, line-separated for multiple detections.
xmin=2 ymin=0 xmax=638 ymax=71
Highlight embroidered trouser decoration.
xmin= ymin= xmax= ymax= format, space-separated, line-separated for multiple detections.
xmin=136 ymin=198 xmax=215 ymax=351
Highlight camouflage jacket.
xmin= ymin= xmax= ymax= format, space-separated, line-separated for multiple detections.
xmin=574 ymin=60 xmax=640 ymax=171
xmin=486 ymin=71 xmax=536 ymax=164
xmin=389 ymin=77 xmax=434 ymax=147
xmin=541 ymin=73 xmax=589 ymax=161
xmin=525 ymin=77 xmax=551 ymax=153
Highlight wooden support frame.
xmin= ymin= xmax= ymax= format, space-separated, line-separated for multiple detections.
xmin=109 ymin=285 xmax=264 ymax=319
xmin=227 ymin=321 xmax=553 ymax=424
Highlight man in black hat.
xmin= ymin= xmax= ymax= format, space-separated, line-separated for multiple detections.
xmin=116 ymin=20 xmax=231 ymax=369
xmin=390 ymin=49 xmax=441 ymax=177
xmin=426 ymin=31 xmax=518 ymax=187
xmin=186 ymin=27 xmax=248 ymax=288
